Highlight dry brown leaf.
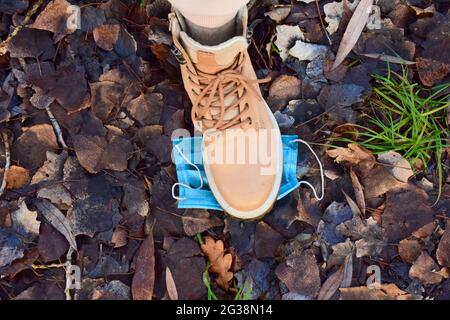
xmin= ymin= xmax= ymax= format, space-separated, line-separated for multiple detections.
xmin=318 ymin=265 xmax=345 ymax=300
xmin=93 ymin=24 xmax=120 ymax=51
xmin=34 ymin=199 xmax=77 ymax=250
xmin=181 ymin=209 xmax=223 ymax=237
xmin=30 ymin=0 xmax=75 ymax=42
xmin=436 ymin=224 xmax=450 ymax=267
xmin=340 ymin=283 xmax=413 ymax=300
xmin=5 ymin=166 xmax=30 ymax=190
xmin=409 ymin=251 xmax=443 ymax=285
xmin=341 ymin=254 xmax=353 ymax=288
xmin=326 ymin=143 xmax=376 ymax=176
xmin=318 ymin=253 xmax=353 ymax=300
xmin=349 ymin=168 xmax=365 ymax=214
xmin=11 ymin=199 xmax=40 ymax=238
xmin=132 ymin=232 xmax=155 ymax=300
xmin=342 ymin=190 xmax=361 ymax=217
xmin=111 ymin=228 xmax=128 ymax=248
xmin=362 ymin=53 xmax=416 ymax=65
xmin=332 ymin=0 xmax=374 ymax=70
xmin=165 ymin=267 xmax=178 ymax=300
xmin=398 ymin=239 xmax=422 ymax=263
xmin=200 ymin=236 xmax=233 ymax=290
xmin=377 ymin=151 xmax=414 ymax=183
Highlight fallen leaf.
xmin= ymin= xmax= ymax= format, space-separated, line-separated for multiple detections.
xmin=11 ymin=199 xmax=40 ymax=239
xmin=409 ymin=251 xmax=443 ymax=285
xmin=327 ymin=238 xmax=355 ymax=268
xmin=68 ymin=194 xmax=120 ymax=237
xmin=412 ymin=222 xmax=436 ymax=239
xmin=37 ymin=223 xmax=69 ymax=262
xmin=1 ymin=248 xmax=39 ymax=278
xmin=332 ymin=0 xmax=374 ymax=70
xmin=340 ymin=283 xmax=413 ymax=300
xmin=136 ymin=125 xmax=172 ymax=164
xmin=267 ymin=75 xmax=302 ymax=112
xmin=318 ymin=265 xmax=345 ymax=300
xmin=387 ymin=3 xmax=414 ymax=28
xmin=5 ymin=28 xmax=55 ymax=59
xmin=0 ymin=228 xmax=25 ymax=269
xmin=30 ymin=0 xmax=75 ymax=42
xmin=93 ymin=24 xmax=120 ymax=51
xmin=181 ymin=209 xmax=223 ymax=237
xmin=377 ymin=151 xmax=413 ymax=183
xmin=0 ymin=0 xmax=28 ymax=14
xmin=127 ymin=92 xmax=164 ymax=126
xmin=398 ymin=239 xmax=422 ymax=263
xmin=317 ymin=201 xmax=353 ymax=246
xmin=416 ymin=57 xmax=450 ymax=87
xmin=382 ymin=184 xmax=434 ymax=243
xmin=122 ymin=177 xmax=150 ymax=218
xmin=349 ymin=168 xmax=365 ymax=214
xmin=254 ymin=221 xmax=284 ymax=259
xmin=362 ymin=53 xmax=416 ymax=65
xmin=88 ymin=254 xmax=129 ymax=278
xmin=111 ymin=228 xmax=128 ymax=248
xmin=318 ymin=84 xmax=364 ymax=123
xmin=341 ymin=254 xmax=353 ymax=288
xmin=437 ymin=224 xmax=450 ymax=267
xmin=360 ymin=165 xmax=406 ymax=207
xmin=342 ymin=190 xmax=361 ymax=217
xmin=165 ymin=237 xmax=206 ymax=299
xmin=34 ymin=199 xmax=77 ymax=250
xmin=264 ymin=6 xmax=291 ymax=23
xmin=31 ymin=151 xmax=67 ymax=184
xmin=5 ymin=166 xmax=30 ymax=190
xmin=12 ymin=124 xmax=59 ymax=171
xmin=165 ymin=267 xmax=178 ymax=300
xmin=132 ymin=232 xmax=155 ymax=300
xmin=92 ymin=281 xmax=131 ymax=300
xmin=337 ymin=216 xmax=386 ymax=258
xmin=326 ymin=143 xmax=376 ymax=177
xmin=275 ymin=249 xmax=321 ymax=298
xmin=72 ymin=125 xmax=133 ymax=174
xmin=201 ymin=236 xmax=233 ymax=290
xmin=30 ymin=65 xmax=89 ymax=112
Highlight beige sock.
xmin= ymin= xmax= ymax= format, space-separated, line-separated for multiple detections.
xmin=168 ymin=0 xmax=249 ymax=28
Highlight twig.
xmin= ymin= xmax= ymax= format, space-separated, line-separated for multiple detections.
xmin=0 ymin=0 xmax=45 ymax=56
xmin=0 ymin=130 xmax=11 ymax=197
xmin=45 ymin=105 xmax=68 ymax=149
xmin=315 ymin=0 xmax=332 ymax=46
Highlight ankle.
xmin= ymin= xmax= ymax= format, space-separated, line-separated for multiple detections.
xmin=184 ymin=15 xmax=237 ymax=46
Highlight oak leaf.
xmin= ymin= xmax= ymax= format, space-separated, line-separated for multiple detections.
xmin=201 ymin=236 xmax=233 ymax=290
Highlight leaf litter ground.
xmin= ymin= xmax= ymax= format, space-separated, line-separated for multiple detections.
xmin=0 ymin=0 xmax=449 ymax=300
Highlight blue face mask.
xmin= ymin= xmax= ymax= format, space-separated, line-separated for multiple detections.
xmin=171 ymin=135 xmax=324 ymax=211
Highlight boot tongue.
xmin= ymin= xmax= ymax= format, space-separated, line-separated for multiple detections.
xmin=180 ymin=31 xmax=248 ymax=74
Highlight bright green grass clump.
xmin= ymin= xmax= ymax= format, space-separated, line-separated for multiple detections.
xmin=353 ymin=64 xmax=449 ymax=200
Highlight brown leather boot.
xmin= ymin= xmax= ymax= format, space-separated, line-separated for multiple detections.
xmin=170 ymin=7 xmax=283 ymax=219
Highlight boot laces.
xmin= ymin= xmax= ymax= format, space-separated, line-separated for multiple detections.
xmin=187 ymin=55 xmax=270 ymax=131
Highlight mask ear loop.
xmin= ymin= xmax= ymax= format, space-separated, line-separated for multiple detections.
xmin=171 ymin=144 xmax=204 ymax=201
xmin=290 ymin=139 xmax=325 ymax=201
